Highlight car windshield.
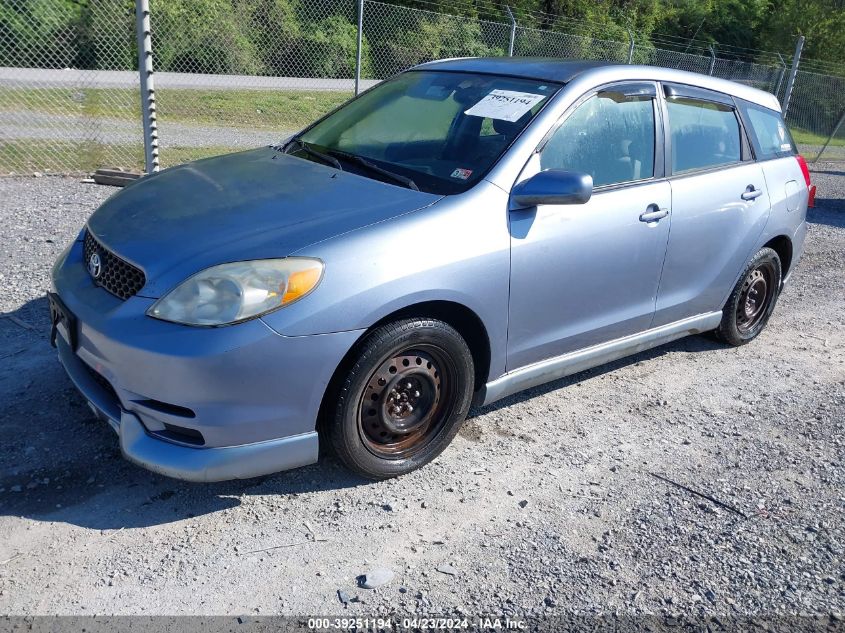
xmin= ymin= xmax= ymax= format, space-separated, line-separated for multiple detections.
xmin=294 ymin=71 xmax=561 ymax=194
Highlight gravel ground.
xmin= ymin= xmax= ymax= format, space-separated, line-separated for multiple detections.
xmin=0 ymin=165 xmax=843 ymax=623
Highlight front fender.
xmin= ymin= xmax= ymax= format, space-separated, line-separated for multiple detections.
xmin=260 ymin=181 xmax=512 ymax=379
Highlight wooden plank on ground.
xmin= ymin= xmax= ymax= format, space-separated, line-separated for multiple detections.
xmin=92 ymin=168 xmax=142 ymax=187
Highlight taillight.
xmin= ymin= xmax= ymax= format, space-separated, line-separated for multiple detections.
xmin=796 ymin=155 xmax=812 ymax=187
xmin=796 ymin=155 xmax=815 ymax=208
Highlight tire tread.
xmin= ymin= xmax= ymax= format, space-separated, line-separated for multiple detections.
xmin=326 ymin=318 xmax=474 ymax=480
xmin=716 ymin=247 xmax=782 ymax=346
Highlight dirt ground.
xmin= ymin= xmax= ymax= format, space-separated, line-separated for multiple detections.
xmin=0 ymin=166 xmax=843 ymax=622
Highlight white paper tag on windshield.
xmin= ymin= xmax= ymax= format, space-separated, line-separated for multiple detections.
xmin=464 ymin=90 xmax=546 ymax=122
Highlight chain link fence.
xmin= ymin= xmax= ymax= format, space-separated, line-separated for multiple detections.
xmin=784 ymin=70 xmax=845 ymax=162
xmin=514 ymin=26 xmax=628 ymax=62
xmin=2 ymin=0 xmax=844 ymax=175
xmin=147 ymin=0 xmax=360 ymax=168
xmin=0 ymin=0 xmax=142 ymax=173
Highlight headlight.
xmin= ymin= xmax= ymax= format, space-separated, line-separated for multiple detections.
xmin=147 ymin=258 xmax=323 ymax=326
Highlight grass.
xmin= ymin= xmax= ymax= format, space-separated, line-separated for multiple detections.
xmin=790 ymin=127 xmax=845 ymax=148
xmin=3 ymin=86 xmax=842 ymax=172
xmin=0 ymin=86 xmax=350 ymax=173
xmin=0 ymin=140 xmax=239 ymax=174
xmin=0 ymin=87 xmax=350 ymax=130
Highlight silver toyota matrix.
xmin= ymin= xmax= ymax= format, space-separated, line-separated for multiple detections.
xmin=50 ymin=59 xmax=813 ymax=481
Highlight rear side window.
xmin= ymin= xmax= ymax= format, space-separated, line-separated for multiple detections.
xmin=739 ymin=101 xmax=796 ymax=160
xmin=667 ymin=97 xmax=741 ymax=173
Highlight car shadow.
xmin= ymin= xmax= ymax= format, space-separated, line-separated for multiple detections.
xmin=808 ymin=200 xmax=845 ymax=227
xmin=0 ymin=296 xmax=371 ymax=530
xmin=809 ymin=169 xmax=844 ymax=177
xmin=0 ymin=296 xmax=730 ymax=530
xmin=468 ymin=332 xmax=723 ymax=418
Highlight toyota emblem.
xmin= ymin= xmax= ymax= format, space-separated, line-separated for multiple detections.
xmin=88 ymin=252 xmax=102 ymax=279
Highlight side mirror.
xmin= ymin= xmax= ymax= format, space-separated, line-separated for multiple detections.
xmin=511 ymin=170 xmax=593 ymax=208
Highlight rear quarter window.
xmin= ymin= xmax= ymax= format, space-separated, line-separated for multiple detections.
xmin=739 ymin=101 xmax=796 ymax=160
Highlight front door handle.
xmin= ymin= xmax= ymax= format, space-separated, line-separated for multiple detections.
xmin=741 ymin=186 xmax=763 ymax=201
xmin=639 ymin=206 xmax=669 ymax=222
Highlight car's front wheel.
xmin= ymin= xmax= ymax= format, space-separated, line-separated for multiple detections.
xmin=326 ymin=318 xmax=474 ymax=479
xmin=715 ymin=247 xmax=782 ymax=346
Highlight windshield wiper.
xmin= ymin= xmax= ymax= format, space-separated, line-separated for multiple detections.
xmin=327 ymin=150 xmax=419 ymax=191
xmin=283 ymin=137 xmax=342 ymax=171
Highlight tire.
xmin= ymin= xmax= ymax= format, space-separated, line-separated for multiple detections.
xmin=715 ymin=247 xmax=782 ymax=346
xmin=326 ymin=318 xmax=474 ymax=480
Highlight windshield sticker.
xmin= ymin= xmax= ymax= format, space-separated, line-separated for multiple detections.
xmin=464 ymin=90 xmax=546 ymax=122
xmin=450 ymin=168 xmax=473 ymax=180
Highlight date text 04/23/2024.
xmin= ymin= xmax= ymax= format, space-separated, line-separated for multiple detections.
xmin=306 ymin=616 xmax=528 ymax=630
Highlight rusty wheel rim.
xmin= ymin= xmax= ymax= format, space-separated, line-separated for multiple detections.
xmin=357 ymin=345 xmax=455 ymax=460
xmin=736 ymin=262 xmax=775 ymax=334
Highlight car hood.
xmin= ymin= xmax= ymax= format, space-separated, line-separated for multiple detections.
xmin=87 ymin=147 xmax=441 ymax=297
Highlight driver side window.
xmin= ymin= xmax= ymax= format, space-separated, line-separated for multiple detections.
xmin=541 ymin=89 xmax=656 ymax=187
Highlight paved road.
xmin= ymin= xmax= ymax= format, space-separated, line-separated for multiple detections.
xmin=0 ymin=68 xmax=369 ymax=168
xmin=0 ymin=110 xmax=292 ymax=150
xmin=0 ymin=67 xmax=380 ymax=92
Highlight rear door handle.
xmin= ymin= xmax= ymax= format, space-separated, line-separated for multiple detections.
xmin=639 ymin=206 xmax=669 ymax=222
xmin=742 ymin=186 xmax=763 ymax=201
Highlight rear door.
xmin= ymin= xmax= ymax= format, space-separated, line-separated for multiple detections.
xmin=737 ymin=99 xmax=810 ymax=270
xmin=652 ymin=84 xmax=772 ymax=327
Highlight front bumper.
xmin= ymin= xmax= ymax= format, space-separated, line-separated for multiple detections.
xmin=57 ymin=336 xmax=319 ymax=482
xmin=52 ymin=238 xmax=363 ymax=482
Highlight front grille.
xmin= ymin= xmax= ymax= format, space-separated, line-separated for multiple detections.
xmin=83 ymin=230 xmax=145 ymax=300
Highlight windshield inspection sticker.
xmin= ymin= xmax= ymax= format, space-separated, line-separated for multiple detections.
xmin=464 ymin=90 xmax=546 ymax=122
xmin=450 ymin=167 xmax=473 ymax=180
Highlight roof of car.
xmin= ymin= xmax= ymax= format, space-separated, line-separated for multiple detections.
xmin=413 ymin=57 xmax=781 ymax=111
xmin=415 ymin=57 xmax=612 ymax=83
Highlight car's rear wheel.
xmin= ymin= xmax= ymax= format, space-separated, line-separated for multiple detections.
xmin=715 ymin=247 xmax=782 ymax=346
xmin=326 ymin=318 xmax=474 ymax=479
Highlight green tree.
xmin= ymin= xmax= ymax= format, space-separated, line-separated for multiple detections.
xmin=237 ymin=0 xmax=300 ymax=75
xmin=370 ymin=13 xmax=501 ymax=78
xmin=151 ymin=0 xmax=262 ymax=74
xmin=294 ymin=14 xmax=370 ymax=78
xmin=0 ymin=0 xmax=82 ymax=67
xmin=757 ymin=0 xmax=845 ymax=63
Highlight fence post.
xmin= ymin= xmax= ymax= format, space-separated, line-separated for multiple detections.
xmin=814 ymin=109 xmax=845 ymax=163
xmin=773 ymin=53 xmax=786 ymax=98
xmin=135 ymin=0 xmax=159 ymax=174
xmin=707 ymin=45 xmax=716 ymax=75
xmin=506 ymin=6 xmax=516 ymax=56
xmin=355 ymin=0 xmax=364 ymax=95
xmin=627 ymin=30 xmax=635 ymax=64
xmin=782 ymin=35 xmax=804 ymax=115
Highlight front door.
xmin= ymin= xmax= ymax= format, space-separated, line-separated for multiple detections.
xmin=507 ymin=82 xmax=672 ymax=370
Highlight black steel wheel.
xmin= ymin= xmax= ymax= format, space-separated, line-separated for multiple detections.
xmin=326 ymin=318 xmax=474 ymax=479
xmin=735 ymin=263 xmax=776 ymax=334
xmin=716 ymin=247 xmax=782 ymax=346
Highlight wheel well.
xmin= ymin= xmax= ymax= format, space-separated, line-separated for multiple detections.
xmin=368 ymin=301 xmax=491 ymax=391
xmin=764 ymin=235 xmax=793 ymax=278
xmin=315 ymin=301 xmax=492 ymax=436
